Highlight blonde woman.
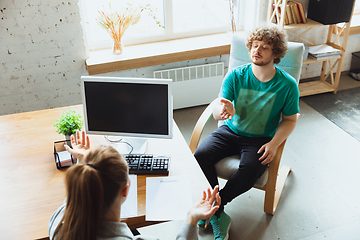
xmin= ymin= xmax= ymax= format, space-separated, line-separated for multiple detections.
xmin=49 ymin=131 xmax=220 ymax=240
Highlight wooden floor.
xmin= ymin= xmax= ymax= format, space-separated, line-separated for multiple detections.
xmin=138 ymin=72 xmax=360 ymax=240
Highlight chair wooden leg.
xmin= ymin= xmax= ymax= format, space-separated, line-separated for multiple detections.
xmin=264 ymin=166 xmax=292 ymax=215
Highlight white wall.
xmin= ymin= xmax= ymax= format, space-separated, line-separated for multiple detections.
xmin=1 ymin=0 xmax=360 ymax=116
xmin=1 ymin=0 xmax=87 ymax=115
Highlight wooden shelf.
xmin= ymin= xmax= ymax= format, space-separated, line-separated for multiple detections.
xmin=299 ymin=80 xmax=335 ymax=97
xmin=284 ymin=18 xmax=324 ymax=30
xmin=303 ymin=55 xmax=342 ymax=64
xmin=268 ymin=0 xmax=355 ymax=97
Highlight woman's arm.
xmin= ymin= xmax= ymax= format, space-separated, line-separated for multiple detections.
xmin=64 ymin=130 xmax=91 ymax=163
xmin=176 ymin=186 xmax=220 ymax=240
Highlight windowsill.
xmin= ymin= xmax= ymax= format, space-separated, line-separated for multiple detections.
xmin=85 ymin=32 xmax=241 ymax=75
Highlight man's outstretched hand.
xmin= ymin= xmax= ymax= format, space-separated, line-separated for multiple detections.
xmin=220 ymin=98 xmax=236 ymax=120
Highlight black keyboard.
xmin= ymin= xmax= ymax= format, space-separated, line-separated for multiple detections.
xmin=124 ymin=154 xmax=170 ymax=175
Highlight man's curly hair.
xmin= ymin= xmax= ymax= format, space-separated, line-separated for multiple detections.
xmin=246 ymin=25 xmax=288 ymax=64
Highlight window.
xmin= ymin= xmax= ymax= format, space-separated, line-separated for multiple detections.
xmin=354 ymin=0 xmax=360 ymax=15
xmin=79 ymin=0 xmax=243 ymax=51
xmin=347 ymin=0 xmax=360 ymax=35
xmin=351 ymin=0 xmax=360 ymax=25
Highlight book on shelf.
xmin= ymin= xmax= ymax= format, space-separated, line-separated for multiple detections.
xmin=283 ymin=6 xmax=289 ymax=25
xmin=270 ymin=1 xmax=307 ymax=26
xmin=308 ymin=44 xmax=341 ymax=59
xmin=309 ymin=53 xmax=341 ymax=60
xmin=289 ymin=2 xmax=298 ymax=24
xmin=294 ymin=2 xmax=302 ymax=23
xmin=272 ymin=3 xmax=289 ymax=25
xmin=285 ymin=4 xmax=293 ymax=24
xmin=291 ymin=0 xmax=306 ymax=23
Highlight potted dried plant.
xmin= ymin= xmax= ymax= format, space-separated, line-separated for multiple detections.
xmin=96 ymin=3 xmax=164 ymax=55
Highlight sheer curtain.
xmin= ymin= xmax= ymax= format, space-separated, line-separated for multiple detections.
xmin=238 ymin=0 xmax=267 ymax=32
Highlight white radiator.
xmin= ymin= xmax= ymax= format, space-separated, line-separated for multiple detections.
xmin=154 ymin=62 xmax=224 ymax=109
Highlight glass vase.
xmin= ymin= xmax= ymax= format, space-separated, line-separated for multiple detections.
xmin=113 ymin=38 xmax=123 ymax=55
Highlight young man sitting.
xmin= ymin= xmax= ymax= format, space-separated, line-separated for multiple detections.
xmin=194 ymin=25 xmax=300 ymax=240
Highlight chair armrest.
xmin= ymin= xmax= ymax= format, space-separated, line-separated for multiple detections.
xmin=268 ymin=139 xmax=287 ymax=179
xmin=189 ymin=100 xmax=216 ymax=153
xmin=267 ymin=113 xmax=299 ymax=188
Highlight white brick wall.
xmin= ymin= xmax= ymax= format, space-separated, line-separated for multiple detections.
xmin=1 ymin=0 xmax=87 ymax=115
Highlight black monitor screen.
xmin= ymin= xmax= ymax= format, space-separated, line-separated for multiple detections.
xmin=81 ymin=77 xmax=172 ymax=138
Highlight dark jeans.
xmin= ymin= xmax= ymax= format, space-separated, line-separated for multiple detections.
xmin=194 ymin=125 xmax=272 ymax=213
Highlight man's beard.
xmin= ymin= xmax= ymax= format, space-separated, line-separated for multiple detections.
xmin=251 ymin=57 xmax=273 ymax=66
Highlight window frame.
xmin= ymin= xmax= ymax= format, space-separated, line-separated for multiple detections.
xmin=349 ymin=0 xmax=360 ymax=35
xmin=79 ymin=0 xmax=238 ymax=52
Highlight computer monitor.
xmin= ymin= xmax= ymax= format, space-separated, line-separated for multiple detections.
xmin=81 ymin=76 xmax=173 ymax=154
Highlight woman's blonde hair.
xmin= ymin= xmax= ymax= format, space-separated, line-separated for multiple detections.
xmin=246 ymin=25 xmax=288 ymax=64
xmin=53 ymin=145 xmax=129 ymax=240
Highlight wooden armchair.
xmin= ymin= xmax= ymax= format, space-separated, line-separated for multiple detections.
xmin=189 ymin=34 xmax=304 ymax=215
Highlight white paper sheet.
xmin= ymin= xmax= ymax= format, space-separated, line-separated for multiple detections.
xmin=146 ymin=176 xmax=192 ymax=221
xmin=57 ymin=151 xmax=71 ymax=161
xmin=120 ymin=174 xmax=138 ymax=218
xmin=57 ymin=151 xmax=72 ymax=166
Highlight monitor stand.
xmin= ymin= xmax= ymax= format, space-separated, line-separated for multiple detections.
xmin=106 ymin=136 xmax=148 ymax=155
